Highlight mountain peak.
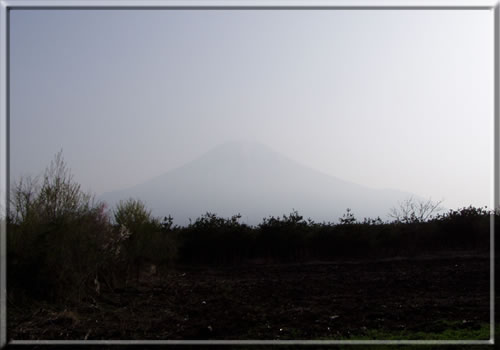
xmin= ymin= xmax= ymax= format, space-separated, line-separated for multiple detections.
xmin=193 ymin=140 xmax=286 ymax=168
xmin=209 ymin=140 xmax=278 ymax=156
xmin=101 ymin=141 xmax=417 ymax=225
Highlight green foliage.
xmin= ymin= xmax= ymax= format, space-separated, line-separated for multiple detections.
xmin=340 ymin=320 xmax=490 ymax=340
xmin=113 ymin=198 xmax=154 ymax=233
xmin=112 ymin=199 xmax=178 ymax=283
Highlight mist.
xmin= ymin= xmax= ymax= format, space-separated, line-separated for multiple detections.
xmin=9 ymin=9 xmax=493 ymax=213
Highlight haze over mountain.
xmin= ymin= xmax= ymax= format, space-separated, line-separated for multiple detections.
xmin=101 ymin=141 xmax=419 ymax=225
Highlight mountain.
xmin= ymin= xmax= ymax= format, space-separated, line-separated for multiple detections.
xmin=100 ymin=141 xmax=417 ymax=225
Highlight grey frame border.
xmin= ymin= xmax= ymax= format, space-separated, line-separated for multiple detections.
xmin=0 ymin=0 xmax=496 ymax=347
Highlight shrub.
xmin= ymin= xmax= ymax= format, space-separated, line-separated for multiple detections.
xmin=433 ymin=206 xmax=491 ymax=250
xmin=179 ymin=213 xmax=253 ymax=264
xmin=112 ymin=199 xmax=178 ymax=282
xmin=257 ymin=210 xmax=311 ymax=261
xmin=339 ymin=208 xmax=357 ymax=225
xmin=8 ymin=151 xmax=115 ymax=301
xmin=113 ymin=198 xmax=154 ymax=233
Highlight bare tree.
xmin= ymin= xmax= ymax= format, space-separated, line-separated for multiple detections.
xmin=389 ymin=197 xmax=444 ymax=224
xmin=9 ymin=174 xmax=40 ymax=225
xmin=9 ymin=149 xmax=96 ymax=227
xmin=37 ymin=150 xmax=93 ymax=222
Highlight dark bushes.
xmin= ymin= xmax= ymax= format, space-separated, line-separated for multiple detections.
xmin=7 ymin=152 xmax=116 ymax=301
xmin=257 ymin=211 xmax=311 ymax=262
xmin=433 ymin=206 xmax=491 ymax=250
xmin=175 ymin=206 xmax=492 ymax=265
xmin=112 ymin=198 xmax=178 ymax=283
xmin=7 ymin=152 xmax=495 ymax=302
xmin=178 ymin=213 xmax=253 ymax=264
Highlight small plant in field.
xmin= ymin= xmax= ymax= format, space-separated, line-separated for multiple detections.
xmin=362 ymin=216 xmax=384 ymax=225
xmin=161 ymin=215 xmax=175 ymax=231
xmin=339 ymin=208 xmax=356 ymax=225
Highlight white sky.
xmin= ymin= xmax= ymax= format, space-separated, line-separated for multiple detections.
xmin=9 ymin=8 xmax=494 ymax=210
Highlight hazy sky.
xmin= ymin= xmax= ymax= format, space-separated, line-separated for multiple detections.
xmin=10 ymin=8 xmax=493 ymax=210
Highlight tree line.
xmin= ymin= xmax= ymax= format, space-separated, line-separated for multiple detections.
xmin=6 ymin=151 xmax=495 ymax=302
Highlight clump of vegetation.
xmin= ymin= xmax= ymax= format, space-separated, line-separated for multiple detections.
xmin=8 ymin=151 xmax=116 ymax=300
xmin=179 ymin=213 xmax=253 ymax=264
xmin=339 ymin=208 xmax=357 ymax=225
xmin=113 ymin=198 xmax=178 ymax=284
xmin=256 ymin=210 xmax=312 ymax=261
xmin=432 ymin=205 xmax=491 ymax=250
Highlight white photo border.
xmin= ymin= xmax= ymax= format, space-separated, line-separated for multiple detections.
xmin=0 ymin=0 xmax=496 ymax=346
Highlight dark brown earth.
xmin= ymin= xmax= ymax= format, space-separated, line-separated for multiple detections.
xmin=8 ymin=252 xmax=491 ymax=340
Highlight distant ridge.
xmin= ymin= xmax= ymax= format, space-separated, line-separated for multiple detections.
xmin=100 ymin=140 xmax=418 ymax=225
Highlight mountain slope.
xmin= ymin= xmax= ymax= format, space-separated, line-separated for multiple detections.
xmin=100 ymin=141 xmax=417 ymax=225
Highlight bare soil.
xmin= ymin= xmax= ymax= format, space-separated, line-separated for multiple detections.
xmin=8 ymin=252 xmax=491 ymax=340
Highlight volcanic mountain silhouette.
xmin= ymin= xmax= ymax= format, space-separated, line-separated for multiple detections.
xmin=101 ymin=141 xmax=417 ymax=225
